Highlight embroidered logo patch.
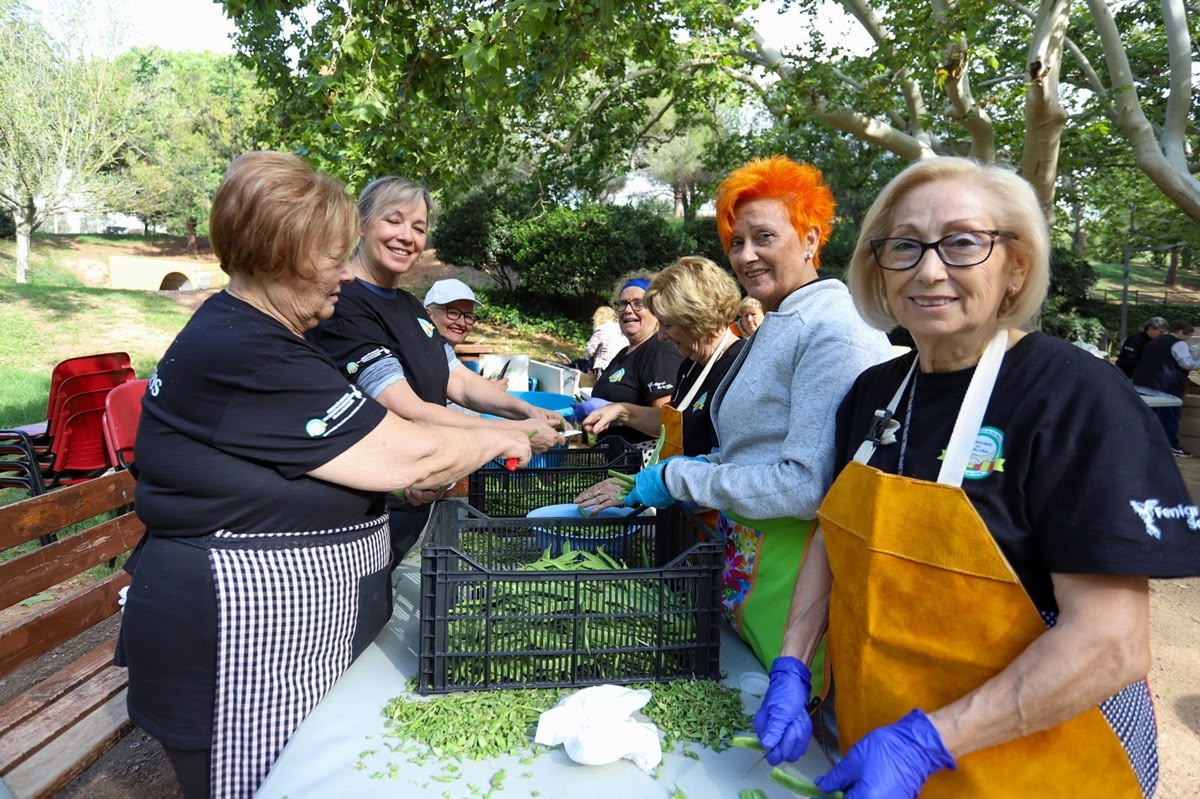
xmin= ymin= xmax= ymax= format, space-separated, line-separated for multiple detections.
xmin=607 ymin=367 xmax=626 ymax=383
xmin=691 ymin=391 xmax=708 ymax=412
xmin=419 ymin=318 xmax=435 ymax=337
xmin=964 ymin=426 xmax=1006 ymax=480
xmin=1130 ymin=498 xmax=1200 ymax=539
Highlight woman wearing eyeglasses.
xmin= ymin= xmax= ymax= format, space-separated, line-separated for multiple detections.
xmin=754 ymin=157 xmax=1200 ymax=798
xmin=580 ymin=269 xmax=685 ymax=443
xmin=308 ymin=177 xmax=564 ymax=567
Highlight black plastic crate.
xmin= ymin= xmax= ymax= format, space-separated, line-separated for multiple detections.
xmin=466 ymin=435 xmax=643 ymax=517
xmin=418 ymin=500 xmax=722 ymax=694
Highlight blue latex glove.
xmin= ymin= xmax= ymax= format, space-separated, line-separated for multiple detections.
xmin=816 ymin=709 xmax=955 ymax=799
xmin=753 ymin=656 xmax=813 ymax=765
xmin=571 ymin=396 xmax=611 ymax=424
xmin=622 ymin=462 xmax=676 ymax=508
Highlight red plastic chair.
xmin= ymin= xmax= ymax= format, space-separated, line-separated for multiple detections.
xmin=46 ymin=368 xmax=137 ymax=443
xmin=1 ymin=352 xmax=131 ymax=442
xmin=103 ymin=379 xmax=148 ymax=471
xmin=44 ymin=408 xmax=113 ymax=487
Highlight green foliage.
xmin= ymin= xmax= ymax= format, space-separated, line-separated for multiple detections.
xmin=509 ymin=204 xmax=691 ymax=298
xmin=473 ymin=288 xmax=590 ymax=343
xmin=680 ymin=216 xmax=726 ymax=268
xmin=1048 ymin=245 xmax=1097 ymax=308
xmin=433 ymin=183 xmax=543 ymax=291
xmin=1040 ymin=296 xmax=1106 ymax=347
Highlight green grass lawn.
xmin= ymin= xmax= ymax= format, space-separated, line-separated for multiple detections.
xmin=1090 ymin=259 xmax=1200 ymax=304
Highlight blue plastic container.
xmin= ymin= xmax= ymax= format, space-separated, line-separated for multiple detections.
xmin=526 ymin=503 xmax=639 ymax=558
xmin=491 ymin=390 xmax=575 ymax=418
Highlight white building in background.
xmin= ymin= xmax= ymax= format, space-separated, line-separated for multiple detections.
xmin=43 ymin=210 xmax=144 ymax=235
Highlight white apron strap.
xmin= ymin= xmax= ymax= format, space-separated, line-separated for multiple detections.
xmin=937 ymin=329 xmax=1008 ymax=487
xmin=676 ymin=328 xmax=734 ymax=411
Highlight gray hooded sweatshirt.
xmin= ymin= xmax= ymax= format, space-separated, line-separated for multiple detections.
xmin=664 ymin=277 xmax=893 ymax=521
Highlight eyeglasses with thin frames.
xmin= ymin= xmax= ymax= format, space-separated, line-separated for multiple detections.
xmin=431 ymin=305 xmax=478 ymax=324
xmin=615 ymin=299 xmax=646 ymax=312
xmin=870 ymin=229 xmax=1016 ymax=271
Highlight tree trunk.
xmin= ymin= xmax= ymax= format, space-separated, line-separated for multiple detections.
xmin=186 ymin=217 xmax=198 ymax=257
xmin=15 ymin=217 xmax=31 ymax=284
xmin=672 ymin=181 xmax=684 ymax=219
xmin=1021 ymin=0 xmax=1071 ymax=227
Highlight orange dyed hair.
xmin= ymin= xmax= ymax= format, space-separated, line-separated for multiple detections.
xmin=714 ymin=155 xmax=836 ymax=269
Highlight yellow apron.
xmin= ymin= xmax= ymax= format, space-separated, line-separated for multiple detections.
xmin=655 ymin=330 xmax=734 ymax=534
xmin=818 ymin=332 xmax=1143 ymax=797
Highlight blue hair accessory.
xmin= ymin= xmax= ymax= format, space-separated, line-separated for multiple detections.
xmin=621 ymin=278 xmax=651 ymax=292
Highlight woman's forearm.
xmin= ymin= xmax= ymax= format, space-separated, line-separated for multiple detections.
xmin=779 ymin=525 xmax=832 ymax=665
xmin=928 ymin=573 xmax=1150 ymax=758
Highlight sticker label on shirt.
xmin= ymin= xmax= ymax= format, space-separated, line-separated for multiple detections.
xmin=419 ymin=318 xmax=436 ymax=338
xmin=305 ymin=384 xmax=370 ymax=438
xmin=608 ymin=368 xmax=626 ymax=383
xmin=963 ymin=426 xmax=1006 ymax=480
xmin=1129 ymin=499 xmax=1200 ymax=539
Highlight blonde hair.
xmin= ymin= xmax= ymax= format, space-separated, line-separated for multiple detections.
xmin=714 ymin=155 xmax=837 ymax=269
xmin=846 ymin=157 xmax=1050 ymax=331
xmin=740 ymin=296 xmax=763 ymax=315
xmin=592 ymin=305 xmax=618 ymax=327
xmin=645 ymin=257 xmax=742 ymax=337
xmin=357 ymin=176 xmax=434 ymax=229
xmin=209 ymin=151 xmax=358 ymax=279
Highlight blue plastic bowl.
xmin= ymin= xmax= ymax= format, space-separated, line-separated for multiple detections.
xmin=526 ymin=503 xmax=637 ymax=559
xmin=482 ymin=391 xmax=575 ymax=420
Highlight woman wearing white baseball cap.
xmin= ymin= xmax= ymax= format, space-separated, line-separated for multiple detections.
xmin=423 ymin=278 xmax=479 ymax=348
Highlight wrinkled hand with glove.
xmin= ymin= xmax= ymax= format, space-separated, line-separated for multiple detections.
xmin=816 ymin=709 xmax=955 ymax=799
xmin=621 ymin=455 xmax=706 ymax=508
xmin=753 ymin=656 xmax=814 ymax=765
xmin=571 ymin=397 xmax=610 ymax=425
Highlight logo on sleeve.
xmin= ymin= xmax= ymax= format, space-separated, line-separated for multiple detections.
xmin=963 ymin=426 xmax=1006 ymax=480
xmin=1129 ymin=498 xmax=1200 ymax=539
xmin=305 ymin=384 xmax=369 ymax=438
xmin=346 ymin=362 xmax=360 ymax=375
xmin=147 ymin=368 xmax=163 ymax=397
xmin=419 ymin=318 xmax=436 ymax=337
xmin=607 ymin=368 xmax=626 ymax=383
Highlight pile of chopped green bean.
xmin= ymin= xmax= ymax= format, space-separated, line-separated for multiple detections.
xmin=380 ymin=685 xmax=567 ymax=761
xmin=631 ymin=678 xmax=752 ymax=752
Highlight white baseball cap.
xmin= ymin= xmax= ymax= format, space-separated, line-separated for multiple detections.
xmin=423 ymin=278 xmax=478 ymax=306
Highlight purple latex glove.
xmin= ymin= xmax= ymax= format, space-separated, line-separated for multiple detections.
xmin=753 ymin=656 xmax=813 ymax=765
xmin=816 ymin=709 xmax=955 ymax=798
xmin=571 ymin=396 xmax=610 ymax=424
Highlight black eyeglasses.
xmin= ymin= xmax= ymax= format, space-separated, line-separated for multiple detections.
xmin=431 ymin=305 xmax=477 ymax=324
xmin=870 ymin=230 xmax=1016 ymax=271
xmin=615 ymin=299 xmax=646 ymax=312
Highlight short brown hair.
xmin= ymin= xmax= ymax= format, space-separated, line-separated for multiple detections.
xmin=714 ymin=155 xmax=837 ymax=269
xmin=645 ymin=257 xmax=741 ymax=338
xmin=209 ymin=152 xmax=358 ymax=279
xmin=846 ymin=157 xmax=1050 ymax=331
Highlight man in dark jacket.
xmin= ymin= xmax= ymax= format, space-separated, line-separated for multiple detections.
xmin=1133 ymin=319 xmax=1200 ymax=456
xmin=1116 ymin=316 xmax=1169 ymax=377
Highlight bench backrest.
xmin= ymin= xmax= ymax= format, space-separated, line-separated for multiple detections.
xmin=0 ymin=471 xmax=144 ymax=677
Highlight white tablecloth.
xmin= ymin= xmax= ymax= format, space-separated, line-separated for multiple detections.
xmin=256 ymin=558 xmax=833 ymax=798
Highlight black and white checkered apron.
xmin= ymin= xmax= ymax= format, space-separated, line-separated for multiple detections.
xmin=207 ymin=512 xmax=391 ymax=798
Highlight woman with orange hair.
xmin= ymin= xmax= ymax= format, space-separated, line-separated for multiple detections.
xmin=596 ymin=156 xmax=891 ymax=703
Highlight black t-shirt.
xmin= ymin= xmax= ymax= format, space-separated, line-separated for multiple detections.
xmin=134 ymin=292 xmax=388 ymax=537
xmin=591 ymin=335 xmax=684 ymax=443
xmin=1115 ymin=331 xmax=1151 ymax=377
xmin=675 ymin=339 xmax=744 ymax=457
xmin=308 ymin=278 xmax=451 ymax=406
xmin=835 ymin=332 xmax=1200 ymax=615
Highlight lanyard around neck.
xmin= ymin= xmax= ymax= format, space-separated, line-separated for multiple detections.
xmin=853 ymin=330 xmax=1008 ymax=487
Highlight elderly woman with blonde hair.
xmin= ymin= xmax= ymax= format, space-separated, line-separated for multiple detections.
xmin=584 ymin=304 xmax=627 ymax=374
xmin=579 ymin=256 xmax=744 ymax=460
xmin=756 ymin=156 xmax=1200 ymax=798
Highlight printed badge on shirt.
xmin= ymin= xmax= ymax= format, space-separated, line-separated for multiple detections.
xmin=305 ymin=384 xmax=370 ymax=438
xmin=1129 ymin=498 xmax=1200 ymax=539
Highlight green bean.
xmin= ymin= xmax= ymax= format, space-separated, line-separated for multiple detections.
xmin=770 ymin=768 xmax=844 ymax=798
xmin=740 ymin=790 xmax=768 ymax=799
xmin=731 ymin=734 xmax=764 ymax=751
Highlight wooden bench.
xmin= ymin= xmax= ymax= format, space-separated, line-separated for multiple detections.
xmin=0 ymin=470 xmax=144 ymax=799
